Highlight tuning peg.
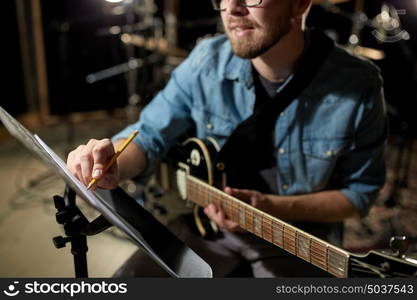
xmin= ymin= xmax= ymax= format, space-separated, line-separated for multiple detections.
xmin=389 ymin=236 xmax=409 ymax=258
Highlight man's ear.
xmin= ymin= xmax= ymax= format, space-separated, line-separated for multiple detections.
xmin=295 ymin=0 xmax=313 ymax=18
xmin=292 ymin=0 xmax=312 ymax=28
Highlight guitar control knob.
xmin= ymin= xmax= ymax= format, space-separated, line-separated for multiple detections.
xmin=216 ymin=162 xmax=225 ymax=171
xmin=190 ymin=150 xmax=201 ymax=166
xmin=389 ymin=236 xmax=409 ymax=258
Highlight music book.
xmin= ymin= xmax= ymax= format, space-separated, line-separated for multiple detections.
xmin=0 ymin=106 xmax=212 ymax=278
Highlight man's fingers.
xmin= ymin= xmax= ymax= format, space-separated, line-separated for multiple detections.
xmin=223 ymin=219 xmax=240 ymax=232
xmin=78 ymin=146 xmax=93 ymax=186
xmin=224 ymin=186 xmax=233 ymax=195
xmin=204 ymin=204 xmax=240 ymax=232
xmin=91 ymin=139 xmax=115 ymax=178
xmin=204 ymin=204 xmax=219 ymax=221
xmin=224 ymin=187 xmax=253 ymax=202
xmin=204 ymin=204 xmax=225 ymax=226
xmin=72 ymin=157 xmax=83 ymax=185
xmin=66 ymin=139 xmax=119 ymax=189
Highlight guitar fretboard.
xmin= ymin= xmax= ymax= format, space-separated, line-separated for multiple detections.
xmin=186 ymin=175 xmax=349 ymax=277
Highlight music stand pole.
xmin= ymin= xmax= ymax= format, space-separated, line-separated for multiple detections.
xmin=52 ymin=185 xmax=112 ymax=278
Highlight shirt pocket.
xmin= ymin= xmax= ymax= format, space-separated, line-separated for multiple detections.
xmin=191 ymin=108 xmax=236 ymax=146
xmin=301 ymin=138 xmax=352 ymax=190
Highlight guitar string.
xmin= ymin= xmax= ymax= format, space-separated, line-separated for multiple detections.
xmin=188 ymin=179 xmax=332 ymax=253
xmin=350 ymin=259 xmax=413 ymax=277
xmin=186 ymin=178 xmax=347 ymax=273
xmin=181 ymin=174 xmax=411 ymax=277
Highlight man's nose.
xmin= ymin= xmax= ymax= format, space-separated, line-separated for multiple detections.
xmin=226 ymin=0 xmax=249 ymax=15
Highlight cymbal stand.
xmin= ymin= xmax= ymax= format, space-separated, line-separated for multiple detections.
xmin=85 ymin=0 xmax=161 ymax=124
xmin=124 ymin=0 xmax=141 ymax=123
xmin=347 ymin=0 xmax=366 ymax=49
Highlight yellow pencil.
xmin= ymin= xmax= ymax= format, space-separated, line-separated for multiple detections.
xmin=86 ymin=130 xmax=139 ymax=190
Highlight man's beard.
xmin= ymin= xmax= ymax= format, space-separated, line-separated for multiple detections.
xmin=226 ymin=19 xmax=292 ymax=59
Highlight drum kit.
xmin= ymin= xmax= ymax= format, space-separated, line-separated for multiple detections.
xmin=314 ymin=0 xmax=398 ymax=60
xmin=115 ymin=0 xmax=408 ymax=61
xmin=86 ymin=0 xmax=409 ymax=119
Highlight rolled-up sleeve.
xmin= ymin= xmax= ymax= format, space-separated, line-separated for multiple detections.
xmin=336 ymin=74 xmax=388 ymax=217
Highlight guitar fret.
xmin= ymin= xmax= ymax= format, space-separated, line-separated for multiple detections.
xmin=272 ymin=222 xmax=283 ymax=247
xmin=226 ymin=198 xmax=234 ymax=219
xmin=310 ymin=240 xmax=327 ymax=252
xmin=296 ymin=232 xmax=311 ymax=261
xmin=219 ymin=193 xmax=224 ymax=211
xmin=213 ymin=188 xmax=221 ymax=208
xmin=311 ymin=256 xmax=327 ymax=265
xmin=310 ymin=249 xmax=327 ymax=261
xmin=207 ymin=187 xmax=212 ymax=206
xmin=262 ymin=217 xmax=273 ymax=242
xmin=222 ymin=195 xmax=229 ymax=214
xmin=239 ymin=204 xmax=246 ymax=228
xmin=253 ymin=213 xmax=262 ymax=237
xmin=191 ymin=179 xmax=204 ymax=207
xmin=245 ymin=208 xmax=254 ymax=233
xmin=310 ymin=240 xmax=328 ymax=270
xmin=283 ymin=226 xmax=296 ymax=254
xmin=230 ymin=199 xmax=239 ymax=224
xmin=327 ymin=248 xmax=348 ymax=278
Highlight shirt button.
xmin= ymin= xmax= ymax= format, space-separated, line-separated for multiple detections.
xmin=326 ymin=150 xmax=333 ymax=157
xmin=206 ymin=123 xmax=213 ymax=130
xmin=279 ymin=148 xmax=286 ymax=154
xmin=280 ymin=112 xmax=285 ymax=117
xmin=282 ymin=184 xmax=289 ymax=191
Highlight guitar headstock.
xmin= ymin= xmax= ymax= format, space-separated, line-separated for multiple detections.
xmin=349 ymin=250 xmax=417 ymax=277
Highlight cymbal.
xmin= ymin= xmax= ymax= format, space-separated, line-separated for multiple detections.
xmin=121 ymin=33 xmax=188 ymax=58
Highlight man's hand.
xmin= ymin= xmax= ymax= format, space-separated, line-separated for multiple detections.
xmin=203 ymin=203 xmax=242 ymax=232
xmin=224 ymin=187 xmax=269 ymax=211
xmin=67 ymin=138 xmax=119 ymax=190
xmin=203 ymin=186 xmax=268 ymax=232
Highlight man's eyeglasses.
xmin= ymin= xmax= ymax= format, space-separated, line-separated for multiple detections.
xmin=211 ymin=0 xmax=263 ymax=12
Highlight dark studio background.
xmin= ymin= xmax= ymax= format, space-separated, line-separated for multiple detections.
xmin=2 ymin=0 xmax=417 ymax=134
xmin=308 ymin=0 xmax=417 ymax=136
xmin=1 ymin=0 xmax=219 ymax=117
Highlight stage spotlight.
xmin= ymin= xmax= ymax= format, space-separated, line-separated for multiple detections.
xmin=105 ymin=0 xmax=124 ymax=3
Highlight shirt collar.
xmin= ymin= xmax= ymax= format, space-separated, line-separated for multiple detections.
xmin=223 ymin=41 xmax=254 ymax=88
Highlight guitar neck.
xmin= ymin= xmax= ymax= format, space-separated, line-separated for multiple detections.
xmin=186 ymin=175 xmax=350 ymax=278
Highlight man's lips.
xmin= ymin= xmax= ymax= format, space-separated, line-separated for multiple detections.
xmin=229 ymin=24 xmax=255 ymax=36
xmin=229 ymin=24 xmax=254 ymax=31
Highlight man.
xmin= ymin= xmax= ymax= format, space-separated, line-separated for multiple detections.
xmin=67 ymin=0 xmax=387 ymax=277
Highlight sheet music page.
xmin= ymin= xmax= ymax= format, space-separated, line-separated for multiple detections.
xmin=32 ymin=134 xmax=177 ymax=275
xmin=0 ymin=106 xmax=212 ymax=277
xmin=33 ymin=134 xmax=100 ymax=206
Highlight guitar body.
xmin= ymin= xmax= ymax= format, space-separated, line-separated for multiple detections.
xmin=177 ymin=137 xmax=223 ymax=238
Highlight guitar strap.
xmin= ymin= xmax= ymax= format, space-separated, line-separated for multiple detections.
xmin=215 ymin=29 xmax=335 ymax=192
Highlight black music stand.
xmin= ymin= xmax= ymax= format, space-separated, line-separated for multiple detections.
xmin=52 ymin=185 xmax=113 ymax=278
xmin=0 ymin=106 xmax=213 ymax=278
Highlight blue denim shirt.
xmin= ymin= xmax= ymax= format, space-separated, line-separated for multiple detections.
xmin=113 ymin=34 xmax=387 ymax=223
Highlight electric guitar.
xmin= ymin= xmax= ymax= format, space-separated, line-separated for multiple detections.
xmin=167 ymin=137 xmax=417 ymax=278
